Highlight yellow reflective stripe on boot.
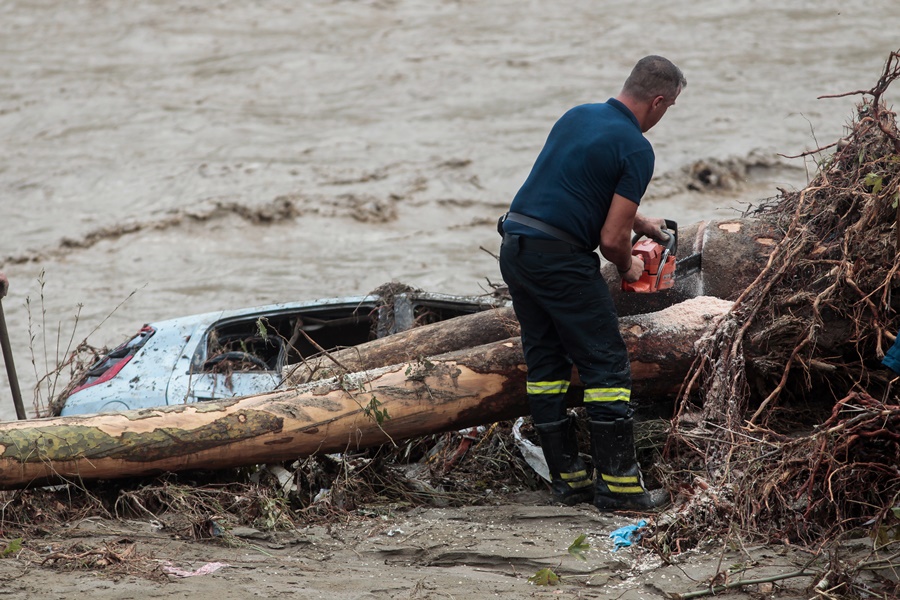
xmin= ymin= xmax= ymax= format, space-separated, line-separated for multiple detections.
xmin=526 ymin=380 xmax=570 ymax=395
xmin=600 ymin=473 xmax=645 ymax=494
xmin=560 ymin=470 xmax=593 ymax=489
xmin=583 ymin=387 xmax=631 ymax=403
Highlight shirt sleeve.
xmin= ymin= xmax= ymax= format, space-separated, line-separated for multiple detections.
xmin=614 ymin=148 xmax=655 ymax=204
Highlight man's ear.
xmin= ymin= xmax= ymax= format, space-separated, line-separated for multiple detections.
xmin=651 ymin=95 xmax=666 ymax=109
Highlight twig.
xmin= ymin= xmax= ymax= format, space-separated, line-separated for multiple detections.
xmin=779 ymin=140 xmax=840 ymax=160
xmin=296 ymin=326 xmax=352 ymax=375
xmin=666 ymin=567 xmax=817 ymax=599
xmin=479 ymin=245 xmax=499 ymax=261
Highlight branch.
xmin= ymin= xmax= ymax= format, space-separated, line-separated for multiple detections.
xmin=666 ymin=568 xmax=816 ymax=600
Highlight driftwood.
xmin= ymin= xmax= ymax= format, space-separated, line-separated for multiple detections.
xmin=0 ymin=297 xmax=731 ymax=490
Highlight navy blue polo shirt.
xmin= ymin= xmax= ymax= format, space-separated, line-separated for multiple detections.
xmin=504 ymin=98 xmax=654 ymax=250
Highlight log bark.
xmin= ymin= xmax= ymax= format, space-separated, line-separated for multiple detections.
xmin=284 ymin=306 xmax=520 ymax=385
xmin=696 ymin=218 xmax=782 ymax=301
xmin=0 ymin=297 xmax=731 ymax=490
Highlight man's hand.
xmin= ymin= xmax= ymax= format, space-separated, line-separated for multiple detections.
xmin=632 ymin=213 xmax=670 ymax=243
xmin=0 ymin=272 xmax=8 ymax=299
xmin=619 ymin=255 xmax=645 ymax=283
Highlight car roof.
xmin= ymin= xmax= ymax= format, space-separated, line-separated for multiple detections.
xmin=142 ymin=291 xmax=506 ymax=330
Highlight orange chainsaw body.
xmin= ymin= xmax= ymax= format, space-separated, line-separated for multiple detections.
xmin=621 ymin=220 xmax=677 ymax=293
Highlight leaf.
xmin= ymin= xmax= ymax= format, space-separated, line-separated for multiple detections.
xmin=863 ymin=172 xmax=884 ymax=195
xmin=1 ymin=538 xmax=22 ymax=558
xmin=892 ymin=507 xmax=900 ymax=519
xmin=892 ymin=191 xmax=899 ymax=210
xmin=528 ymin=567 xmax=559 ymax=586
xmin=256 ymin=318 xmax=269 ymax=341
xmin=568 ymin=534 xmax=590 ymax=561
xmin=365 ymin=396 xmax=390 ymax=425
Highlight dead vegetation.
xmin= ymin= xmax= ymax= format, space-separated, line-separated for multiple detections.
xmin=648 ymin=50 xmax=900 ymax=596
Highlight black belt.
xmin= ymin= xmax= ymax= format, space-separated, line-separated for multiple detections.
xmin=507 ymin=235 xmax=585 ymax=254
xmin=499 ymin=212 xmax=591 ymax=252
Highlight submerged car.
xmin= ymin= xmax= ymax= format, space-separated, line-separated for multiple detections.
xmin=60 ymin=290 xmax=509 ymax=416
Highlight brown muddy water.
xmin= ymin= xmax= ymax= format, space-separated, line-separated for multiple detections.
xmin=1 ymin=0 xmax=899 ymax=419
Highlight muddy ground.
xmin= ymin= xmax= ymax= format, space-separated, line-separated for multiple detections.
xmin=0 ymin=488 xmax=866 ymax=599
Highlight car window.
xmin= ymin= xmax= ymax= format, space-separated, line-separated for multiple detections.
xmin=196 ymin=303 xmax=380 ymax=374
xmin=69 ymin=326 xmax=156 ymax=394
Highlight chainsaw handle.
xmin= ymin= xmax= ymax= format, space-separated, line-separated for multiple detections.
xmin=630 ymin=220 xmax=677 ymax=256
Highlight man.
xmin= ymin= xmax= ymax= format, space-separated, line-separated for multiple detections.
xmin=0 ymin=272 xmax=7 ymax=299
xmin=499 ymin=55 xmax=685 ymax=511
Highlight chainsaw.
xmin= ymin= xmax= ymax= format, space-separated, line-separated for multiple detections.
xmin=621 ymin=220 xmax=701 ymax=293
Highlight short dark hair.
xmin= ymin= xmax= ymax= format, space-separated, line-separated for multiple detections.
xmin=622 ymin=55 xmax=686 ymax=102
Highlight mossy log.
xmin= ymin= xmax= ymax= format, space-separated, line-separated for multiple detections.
xmin=0 ymin=297 xmax=731 ymax=490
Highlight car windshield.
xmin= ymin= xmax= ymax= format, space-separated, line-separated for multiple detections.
xmin=194 ymin=294 xmax=498 ymax=375
xmin=198 ymin=304 xmax=377 ymax=374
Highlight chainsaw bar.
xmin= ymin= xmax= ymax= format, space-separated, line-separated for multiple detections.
xmin=675 ymin=252 xmax=702 ymax=278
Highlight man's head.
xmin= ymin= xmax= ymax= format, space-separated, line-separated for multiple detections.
xmin=618 ymin=55 xmax=686 ymax=132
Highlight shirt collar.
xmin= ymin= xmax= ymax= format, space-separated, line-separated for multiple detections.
xmin=606 ymin=98 xmax=640 ymax=129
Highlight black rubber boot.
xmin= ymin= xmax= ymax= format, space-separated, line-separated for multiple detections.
xmin=534 ymin=415 xmax=594 ymax=505
xmin=589 ymin=418 xmax=668 ymax=511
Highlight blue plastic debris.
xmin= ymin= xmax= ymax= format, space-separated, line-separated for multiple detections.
xmin=608 ymin=519 xmax=648 ymax=551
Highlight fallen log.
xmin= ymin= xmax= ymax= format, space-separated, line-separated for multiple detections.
xmin=698 ymin=218 xmax=782 ymax=301
xmin=0 ymin=296 xmax=731 ymax=490
xmin=284 ymin=305 xmax=520 ymax=385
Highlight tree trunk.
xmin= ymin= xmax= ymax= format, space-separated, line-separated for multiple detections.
xmin=284 ymin=306 xmax=520 ymax=385
xmin=0 ymin=297 xmax=731 ymax=490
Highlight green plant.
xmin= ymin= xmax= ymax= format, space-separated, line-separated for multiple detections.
xmin=864 ymin=172 xmax=884 ymax=194
xmin=527 ymin=534 xmax=592 ymax=586
xmin=1 ymin=538 xmax=22 ymax=558
xmin=527 ymin=567 xmax=559 ymax=586
xmin=256 ymin=318 xmax=269 ymax=341
xmin=363 ymin=395 xmax=390 ymax=425
xmin=567 ymin=533 xmax=590 ymax=561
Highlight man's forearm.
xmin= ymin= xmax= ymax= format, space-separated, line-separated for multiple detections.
xmin=599 ymin=230 xmax=634 ymax=272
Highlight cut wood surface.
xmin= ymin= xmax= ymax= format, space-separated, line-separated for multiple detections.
xmin=0 ymin=297 xmax=731 ymax=490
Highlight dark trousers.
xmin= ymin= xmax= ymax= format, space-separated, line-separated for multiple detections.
xmin=499 ymin=234 xmax=632 ymax=424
